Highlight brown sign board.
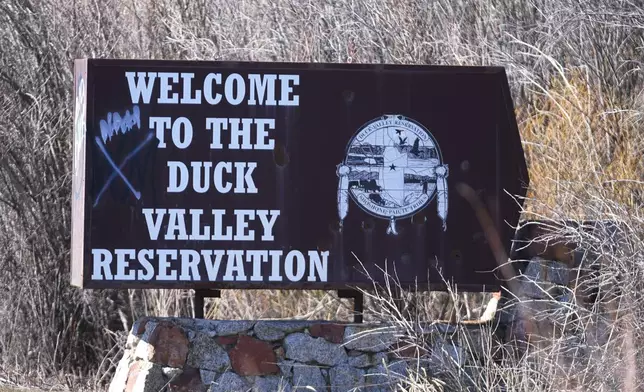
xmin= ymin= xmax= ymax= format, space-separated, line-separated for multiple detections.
xmin=71 ymin=58 xmax=529 ymax=292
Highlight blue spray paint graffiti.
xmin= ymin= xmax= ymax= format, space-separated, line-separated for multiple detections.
xmin=99 ymin=105 xmax=141 ymax=144
xmin=93 ymin=132 xmax=155 ymax=206
xmin=93 ymin=105 xmax=157 ymax=207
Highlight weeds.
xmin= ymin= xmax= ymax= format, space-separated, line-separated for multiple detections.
xmin=0 ymin=0 xmax=641 ymax=390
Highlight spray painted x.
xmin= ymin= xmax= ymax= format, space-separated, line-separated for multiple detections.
xmin=93 ymin=132 xmax=155 ymax=208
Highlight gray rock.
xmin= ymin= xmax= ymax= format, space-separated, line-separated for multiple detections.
xmin=458 ymin=327 xmax=488 ymax=361
xmin=348 ymin=352 xmax=390 ymax=369
xmin=344 ymin=326 xmax=399 ymax=352
xmin=440 ymin=339 xmax=463 ymax=364
xmin=543 ymin=258 xmax=570 ymax=285
xmin=216 ymin=321 xmax=255 ymax=336
xmin=131 ymin=318 xmax=156 ymax=337
xmin=191 ymin=319 xmax=218 ymax=334
xmin=348 ymin=353 xmax=371 ymax=368
xmin=519 ymin=257 xmax=570 ymax=298
xmin=415 ymin=323 xmax=458 ymax=335
xmin=254 ymin=321 xmax=310 ymax=341
xmin=284 ymin=333 xmax=348 ymax=366
xmin=372 ymin=352 xmax=388 ymax=367
xmin=365 ymin=365 xmax=390 ymax=390
xmin=502 ymin=298 xmax=572 ymax=343
xmin=209 ymin=372 xmax=250 ymax=392
xmin=329 ymin=365 xmax=365 ymax=392
xmin=187 ymin=333 xmax=230 ymax=372
xmin=352 ymin=352 xmax=389 ymax=369
xmin=292 ymin=365 xmax=327 ymax=390
xmin=172 ymin=318 xmax=198 ymax=331
xmin=278 ymin=359 xmax=296 ymax=377
xmin=175 ymin=318 xmax=218 ymax=339
xmin=364 ymin=360 xmax=407 ymax=391
xmin=428 ymin=339 xmax=463 ymax=373
xmin=387 ymin=360 xmax=408 ymax=378
xmin=253 ymin=375 xmax=293 ymax=392
xmin=200 ymin=369 xmax=219 ymax=385
xmin=124 ymin=361 xmax=166 ymax=392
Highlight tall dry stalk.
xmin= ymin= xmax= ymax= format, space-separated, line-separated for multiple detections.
xmin=0 ymin=0 xmax=641 ymax=390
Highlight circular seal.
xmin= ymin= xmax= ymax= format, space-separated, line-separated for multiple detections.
xmin=336 ymin=114 xmax=449 ymax=234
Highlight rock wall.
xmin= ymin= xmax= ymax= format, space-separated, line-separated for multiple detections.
xmin=109 ymin=318 xmax=493 ymax=392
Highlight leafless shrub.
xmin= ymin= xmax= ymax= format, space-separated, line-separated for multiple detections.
xmin=0 ymin=0 xmax=641 ymax=390
xmin=351 ymin=201 xmax=642 ymax=391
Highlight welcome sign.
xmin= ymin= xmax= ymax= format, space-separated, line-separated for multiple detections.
xmin=71 ymin=59 xmax=528 ymax=291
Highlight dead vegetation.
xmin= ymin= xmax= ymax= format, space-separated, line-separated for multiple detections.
xmin=0 ymin=0 xmax=642 ymax=390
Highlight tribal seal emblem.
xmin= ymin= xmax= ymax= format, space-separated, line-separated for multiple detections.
xmin=336 ymin=115 xmax=449 ymax=235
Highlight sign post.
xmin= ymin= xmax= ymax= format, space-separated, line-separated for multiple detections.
xmin=71 ymin=59 xmax=529 ymax=296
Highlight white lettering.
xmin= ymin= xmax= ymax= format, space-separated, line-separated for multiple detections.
xmin=189 ymin=209 xmax=211 ymax=240
xmin=180 ymin=73 xmax=201 ymax=104
xmin=179 ymin=250 xmax=201 ymax=280
xmin=158 ymin=72 xmax=179 ymax=104
xmin=234 ymin=210 xmax=255 ymax=241
xmin=214 ymin=162 xmax=233 ymax=193
xmin=127 ymin=72 xmax=300 ymax=107
xmin=206 ymin=118 xmax=227 ymax=149
xmin=268 ymin=250 xmax=283 ymax=282
xmin=224 ymin=73 xmax=245 ymax=105
xmin=167 ymin=161 xmax=189 ymax=192
xmin=246 ymin=250 xmax=267 ymax=282
xmin=248 ymin=74 xmax=277 ymax=105
xmin=279 ymin=75 xmax=299 ymax=106
xmin=126 ymin=71 xmax=156 ymax=104
xmin=191 ymin=161 xmax=212 ymax=193
xmin=223 ymin=250 xmax=246 ymax=281
xmin=204 ymin=73 xmax=222 ymax=104
xmin=114 ymin=249 xmax=136 ymax=280
xmin=157 ymin=249 xmax=178 ymax=280
xmin=166 ymin=209 xmax=188 ymax=240
xmin=256 ymin=210 xmax=280 ymax=241
xmin=89 ymin=248 xmax=327 ymax=283
xmin=228 ymin=118 xmax=254 ymax=150
xmin=202 ymin=249 xmax=225 ymax=280
xmin=254 ymin=118 xmax=275 ymax=150
xmin=150 ymin=117 xmax=171 ymax=148
xmin=234 ymin=162 xmax=257 ymax=194
xmin=137 ymin=249 xmax=154 ymax=280
xmin=212 ymin=209 xmax=233 ymax=240
xmin=308 ymin=251 xmax=329 ymax=282
xmin=91 ymin=249 xmax=112 ymax=280
xmin=284 ymin=250 xmax=305 ymax=281
xmin=142 ymin=208 xmax=166 ymax=240
xmin=172 ymin=117 xmax=193 ymax=149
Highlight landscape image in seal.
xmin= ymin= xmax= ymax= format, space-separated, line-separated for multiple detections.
xmin=337 ymin=115 xmax=449 ymax=234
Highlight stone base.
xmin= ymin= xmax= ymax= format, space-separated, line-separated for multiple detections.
xmin=109 ymin=318 xmax=494 ymax=392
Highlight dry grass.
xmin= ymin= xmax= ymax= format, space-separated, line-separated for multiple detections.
xmin=520 ymin=70 xmax=643 ymax=217
xmin=0 ymin=0 xmax=641 ymax=391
